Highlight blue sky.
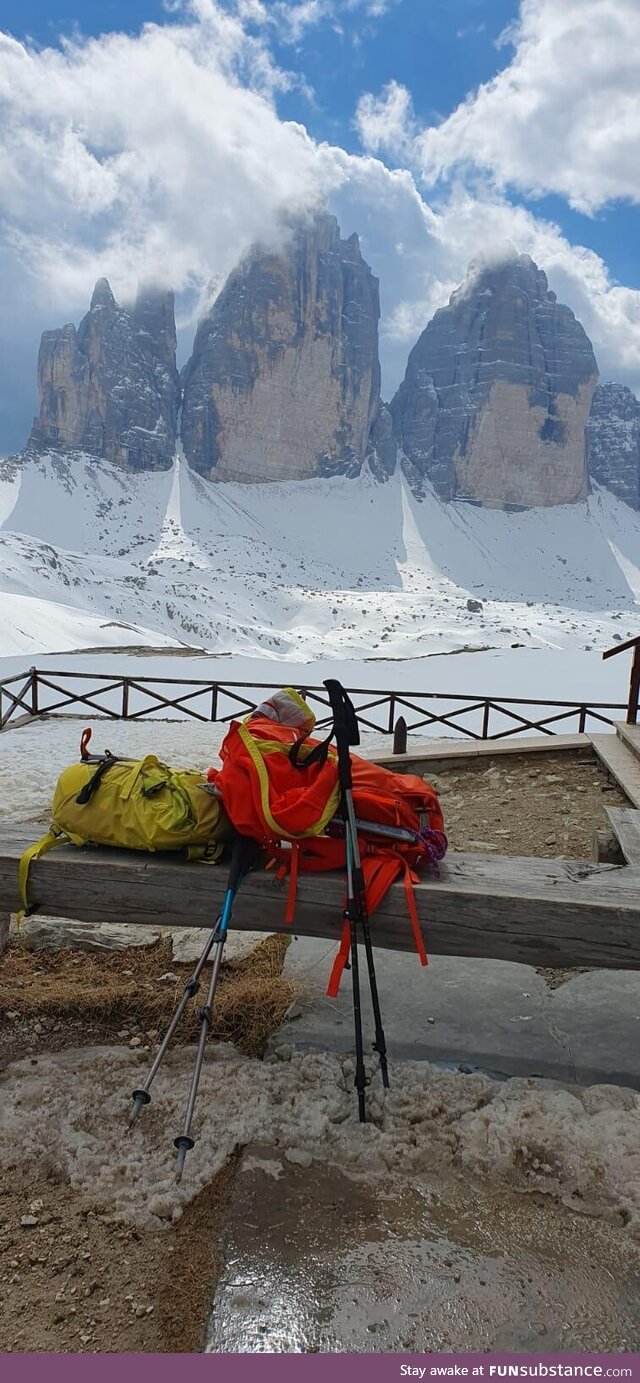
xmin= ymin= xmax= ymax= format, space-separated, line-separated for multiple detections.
xmin=1 ymin=0 xmax=639 ymax=451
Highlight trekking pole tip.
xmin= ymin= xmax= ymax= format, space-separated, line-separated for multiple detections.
xmin=174 ymin=1134 xmax=195 ymax=1183
xmin=128 ymin=1088 xmax=151 ymax=1129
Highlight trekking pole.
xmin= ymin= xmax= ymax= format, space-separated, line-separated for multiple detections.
xmin=343 ymin=811 xmax=367 ymax=1122
xmin=324 ymin=679 xmax=390 ymax=1111
xmin=173 ymin=832 xmax=257 ymax=1182
xmin=128 ymin=925 xmax=221 ymax=1128
xmin=127 ymin=834 xmax=256 ymax=1133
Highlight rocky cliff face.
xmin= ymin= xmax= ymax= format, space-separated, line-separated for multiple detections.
xmin=587 ymin=382 xmax=640 ymax=510
xmin=390 ymin=252 xmax=598 ymax=508
xmin=30 ymin=280 xmax=180 ymax=470
xmin=180 ymin=214 xmax=384 ymax=482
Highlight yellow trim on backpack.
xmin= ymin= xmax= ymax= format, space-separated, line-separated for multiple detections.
xmin=282 ymin=687 xmax=315 ymax=722
xmin=237 ymin=724 xmax=341 ymax=839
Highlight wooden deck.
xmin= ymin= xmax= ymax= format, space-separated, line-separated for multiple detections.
xmin=1 ymin=825 xmax=640 ymax=972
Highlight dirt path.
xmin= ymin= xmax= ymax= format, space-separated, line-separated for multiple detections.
xmin=0 ymin=1157 xmax=235 ymax=1352
xmin=0 ymin=935 xmax=295 ymax=1353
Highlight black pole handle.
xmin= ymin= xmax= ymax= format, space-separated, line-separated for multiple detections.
xmin=324 ymin=679 xmax=360 ymax=795
xmin=324 ymin=680 xmax=360 ymax=748
xmin=226 ymin=832 xmax=260 ymax=894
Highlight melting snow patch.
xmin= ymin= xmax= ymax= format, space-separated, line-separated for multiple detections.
xmin=1 ymin=1045 xmax=638 ymax=1235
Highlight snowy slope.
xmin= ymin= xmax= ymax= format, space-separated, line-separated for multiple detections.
xmin=0 ymin=449 xmax=639 ymax=660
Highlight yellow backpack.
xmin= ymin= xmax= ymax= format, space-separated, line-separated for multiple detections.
xmin=19 ymin=752 xmax=230 ymax=917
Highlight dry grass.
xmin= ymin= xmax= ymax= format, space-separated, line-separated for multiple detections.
xmin=0 ymin=933 xmax=294 ymax=1056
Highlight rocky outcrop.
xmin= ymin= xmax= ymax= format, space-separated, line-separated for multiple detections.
xmin=587 ymin=382 xmax=640 ymax=510
xmin=30 ymin=280 xmax=180 ymax=470
xmin=180 ymin=214 xmax=383 ymax=482
xmin=365 ymin=403 xmax=397 ymax=481
xmin=390 ymin=252 xmax=598 ymax=508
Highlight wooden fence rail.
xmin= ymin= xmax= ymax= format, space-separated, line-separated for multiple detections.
xmin=0 ymin=669 xmax=37 ymax=730
xmin=0 ymin=666 xmax=629 ymax=743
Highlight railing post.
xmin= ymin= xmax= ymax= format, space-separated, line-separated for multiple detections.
xmin=388 ymin=694 xmax=396 ymax=734
xmin=30 ymin=667 xmax=38 ymax=717
xmin=578 ymin=705 xmax=587 ymax=734
xmin=122 ymin=678 xmax=130 ymax=718
xmin=210 ymin=684 xmax=218 ymax=722
xmin=602 ymin=634 xmax=640 ymax=726
xmin=628 ymin=645 xmax=640 ymax=725
xmin=392 ymin=715 xmax=407 ymax=755
xmin=481 ymin=701 xmax=491 ymax=739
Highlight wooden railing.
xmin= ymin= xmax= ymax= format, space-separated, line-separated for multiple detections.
xmin=602 ymin=635 xmax=640 ymax=725
xmin=0 ymin=666 xmax=629 ymax=741
xmin=0 ymin=669 xmax=38 ymax=730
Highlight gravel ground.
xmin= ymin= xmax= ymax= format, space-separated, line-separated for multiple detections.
xmin=427 ymin=750 xmax=628 ymax=859
xmin=0 ymin=1156 xmax=234 ymax=1353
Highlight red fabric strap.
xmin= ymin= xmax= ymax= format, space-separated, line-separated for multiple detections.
xmin=284 ymin=843 xmax=300 ymax=925
xmin=326 ymin=918 xmax=351 ymax=998
xmin=403 ymin=862 xmax=428 ymax=967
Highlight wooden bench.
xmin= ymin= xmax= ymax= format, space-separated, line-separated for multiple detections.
xmin=1 ymin=814 xmax=640 ymax=971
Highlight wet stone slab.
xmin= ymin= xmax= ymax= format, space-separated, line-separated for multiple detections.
xmin=206 ymin=1145 xmax=640 ymax=1354
xmin=275 ymin=938 xmax=640 ymax=1089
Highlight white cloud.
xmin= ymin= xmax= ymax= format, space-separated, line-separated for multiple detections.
xmin=331 ymin=172 xmax=640 ymax=398
xmin=0 ymin=0 xmax=639 ymax=455
xmin=272 ymin=1 xmax=334 ymax=44
xmin=0 ymin=5 xmax=340 ymax=312
xmin=419 ymin=189 xmax=640 ymax=391
xmin=354 ymin=80 xmax=415 ymax=157
xmin=345 ymin=0 xmax=395 ymax=14
xmin=266 ymin=0 xmax=397 ymax=44
xmin=415 ymin=0 xmax=640 ymax=212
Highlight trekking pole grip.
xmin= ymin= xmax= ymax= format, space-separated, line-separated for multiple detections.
xmin=324 ymin=679 xmax=360 ymax=798
xmin=324 ymin=680 xmax=360 ymax=748
xmin=227 ymin=832 xmax=259 ymax=894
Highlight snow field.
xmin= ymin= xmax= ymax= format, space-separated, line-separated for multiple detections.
xmin=1 ymin=1044 xmax=638 ymax=1235
xmin=1 ymin=452 xmax=639 ymax=659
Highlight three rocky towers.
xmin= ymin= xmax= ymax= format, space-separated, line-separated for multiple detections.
xmin=28 ymin=213 xmax=640 ymax=510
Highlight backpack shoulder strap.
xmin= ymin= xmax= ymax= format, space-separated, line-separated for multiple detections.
xmin=17 ymin=827 xmax=73 ymax=922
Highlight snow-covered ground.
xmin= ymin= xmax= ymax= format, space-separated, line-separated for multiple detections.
xmin=1 ymin=451 xmax=638 ymax=661
xmin=0 ymin=717 xmax=233 ymax=825
xmin=0 ymin=644 xmax=631 ymax=707
xmin=1 ymin=451 xmax=637 ymax=746
xmin=0 ymin=647 xmax=629 ymax=823
xmin=1 ymin=1044 xmax=638 ymax=1234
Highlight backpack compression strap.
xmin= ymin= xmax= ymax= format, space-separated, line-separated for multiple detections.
xmin=325 ymin=854 xmax=428 ymax=998
xmin=75 ymin=751 xmax=119 ymax=804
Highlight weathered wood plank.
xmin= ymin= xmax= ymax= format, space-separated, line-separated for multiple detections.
xmin=592 ymin=827 xmax=624 ymax=866
xmin=616 ymin=723 xmax=640 ymax=757
xmin=589 ymin=734 xmax=640 ymax=807
xmin=374 ymin=733 xmax=593 ymax=773
xmin=1 ymin=828 xmax=639 ymax=970
xmin=604 ymin=807 xmax=640 ymax=866
xmin=0 ymin=914 xmax=9 ymax=955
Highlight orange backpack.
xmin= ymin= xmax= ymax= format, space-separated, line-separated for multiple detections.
xmin=208 ymin=691 xmax=446 ymax=995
